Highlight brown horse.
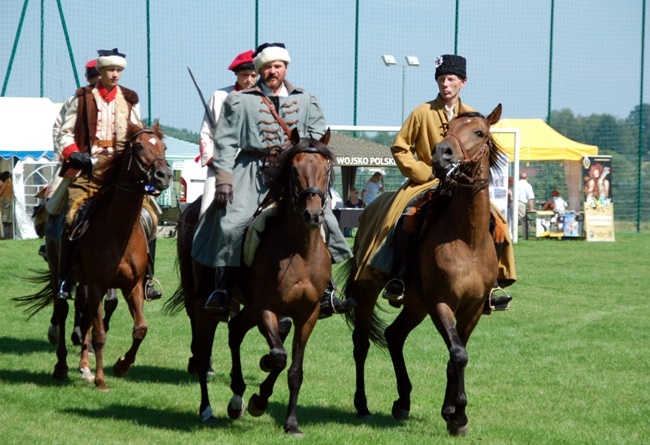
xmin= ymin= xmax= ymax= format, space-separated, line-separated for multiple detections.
xmin=341 ymin=105 xmax=504 ymax=435
xmin=166 ymin=128 xmax=333 ymax=435
xmin=15 ymin=122 xmax=171 ymax=390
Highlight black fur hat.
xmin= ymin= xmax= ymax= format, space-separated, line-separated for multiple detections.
xmin=434 ymin=54 xmax=466 ymax=79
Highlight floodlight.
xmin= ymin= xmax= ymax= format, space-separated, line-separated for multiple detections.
xmin=405 ymin=56 xmax=420 ymax=66
xmin=381 ymin=55 xmax=397 ymax=66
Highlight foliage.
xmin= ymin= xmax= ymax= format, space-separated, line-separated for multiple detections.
xmin=1 ymin=235 xmax=649 ymax=444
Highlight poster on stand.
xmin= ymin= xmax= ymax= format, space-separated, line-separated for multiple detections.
xmin=582 ymin=155 xmax=615 ymax=242
xmin=489 ymin=154 xmax=510 ymax=221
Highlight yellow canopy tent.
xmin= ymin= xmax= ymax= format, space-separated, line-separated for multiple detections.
xmin=492 ymin=118 xmax=598 ymax=161
xmin=490 ymin=118 xmax=599 ymax=242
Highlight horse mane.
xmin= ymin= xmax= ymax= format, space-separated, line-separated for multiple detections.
xmin=455 ymin=111 xmax=506 ymax=174
xmin=262 ymin=134 xmax=335 ymax=206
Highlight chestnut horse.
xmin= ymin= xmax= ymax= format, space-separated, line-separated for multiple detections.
xmin=15 ymin=122 xmax=171 ymax=390
xmin=341 ymin=105 xmax=504 ymax=435
xmin=165 ymin=128 xmax=333 ymax=435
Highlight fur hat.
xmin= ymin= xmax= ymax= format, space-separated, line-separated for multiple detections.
xmin=253 ymin=42 xmax=291 ymax=72
xmin=228 ymin=50 xmax=255 ymax=72
xmin=434 ymin=54 xmax=466 ymax=79
xmin=96 ymin=48 xmax=127 ymax=70
xmin=85 ymin=59 xmax=99 ymax=79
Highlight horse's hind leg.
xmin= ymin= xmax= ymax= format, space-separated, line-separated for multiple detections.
xmin=53 ymin=298 xmax=70 ymax=380
xmin=351 ymin=283 xmax=382 ymax=419
xmin=430 ymin=303 xmax=473 ymax=436
xmin=385 ymin=306 xmax=426 ymax=421
xmin=71 ymin=284 xmax=87 ymax=345
xmin=103 ymin=288 xmax=119 ymax=332
xmin=227 ymin=308 xmax=256 ymax=420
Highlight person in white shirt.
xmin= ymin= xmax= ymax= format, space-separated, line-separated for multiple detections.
xmin=361 ymin=172 xmax=384 ymax=205
xmin=198 ymin=50 xmax=257 ymax=216
xmin=517 ymin=172 xmax=536 ymax=222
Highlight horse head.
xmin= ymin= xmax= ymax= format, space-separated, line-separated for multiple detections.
xmin=124 ymin=121 xmax=173 ymax=194
xmin=266 ymin=128 xmax=334 ymax=228
xmin=432 ymin=104 xmax=503 ymax=187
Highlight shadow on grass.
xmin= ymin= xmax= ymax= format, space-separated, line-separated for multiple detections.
xmin=0 ymin=368 xmax=74 ymax=387
xmin=0 ymin=335 xmax=54 ymax=355
xmin=63 ymin=399 xmax=400 ymax=432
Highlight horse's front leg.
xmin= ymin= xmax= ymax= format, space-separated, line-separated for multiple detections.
xmin=385 ymin=305 xmax=426 ymax=422
xmin=77 ymin=291 xmax=95 ymax=383
xmin=52 ymin=298 xmax=70 ymax=380
xmin=227 ymin=308 xmax=256 ymax=421
xmin=114 ymin=283 xmax=147 ymax=378
xmin=284 ymin=312 xmax=318 ymax=436
xmin=248 ymin=309 xmax=286 ymax=418
xmin=431 ymin=303 xmax=469 ymax=436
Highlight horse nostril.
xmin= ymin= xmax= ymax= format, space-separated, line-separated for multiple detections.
xmin=443 ymin=147 xmax=454 ymax=159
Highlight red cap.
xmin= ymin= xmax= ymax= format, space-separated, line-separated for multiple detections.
xmin=85 ymin=59 xmax=97 ymax=70
xmin=228 ymin=50 xmax=254 ymax=72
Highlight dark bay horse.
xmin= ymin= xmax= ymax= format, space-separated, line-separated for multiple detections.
xmin=341 ymin=105 xmax=504 ymax=435
xmin=166 ymin=128 xmax=334 ymax=435
xmin=15 ymin=122 xmax=171 ymax=390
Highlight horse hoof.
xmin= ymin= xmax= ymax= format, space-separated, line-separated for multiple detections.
xmin=71 ymin=327 xmax=83 ymax=346
xmin=447 ymin=421 xmax=469 ymax=436
xmin=53 ymin=363 xmax=69 ymax=380
xmin=247 ymin=394 xmax=268 ymax=417
xmin=113 ymin=357 xmax=133 ymax=377
xmin=79 ymin=366 xmax=95 ymax=383
xmin=391 ymin=401 xmax=409 ymax=421
xmin=284 ymin=425 xmax=303 ymax=436
xmin=227 ymin=395 xmax=245 ymax=420
xmin=200 ymin=406 xmax=217 ymax=424
xmin=47 ymin=325 xmax=59 ymax=345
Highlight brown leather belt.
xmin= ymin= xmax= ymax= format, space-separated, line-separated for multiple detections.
xmin=93 ymin=139 xmax=115 ymax=148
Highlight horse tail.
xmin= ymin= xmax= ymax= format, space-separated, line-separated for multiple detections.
xmin=12 ymin=269 xmax=55 ymax=319
xmin=336 ymin=258 xmax=388 ymax=349
xmin=161 ymin=259 xmax=185 ymax=316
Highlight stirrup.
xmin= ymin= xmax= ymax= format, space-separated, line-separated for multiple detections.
xmin=145 ymin=278 xmax=163 ymax=301
xmin=58 ymin=279 xmax=75 ymax=300
xmin=487 ymin=286 xmax=512 ymax=311
xmin=382 ymin=278 xmax=405 ymax=304
xmin=204 ymin=289 xmax=230 ymax=321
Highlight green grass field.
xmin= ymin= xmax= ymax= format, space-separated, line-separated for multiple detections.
xmin=1 ymin=234 xmax=649 ymax=444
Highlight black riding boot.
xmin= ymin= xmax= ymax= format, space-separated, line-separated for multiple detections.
xmin=319 ymin=279 xmax=356 ymax=319
xmin=204 ymin=267 xmax=235 ymax=317
xmin=57 ymin=234 xmax=76 ymax=300
xmin=382 ymin=222 xmax=411 ymax=306
xmin=144 ymin=238 xmax=162 ymax=300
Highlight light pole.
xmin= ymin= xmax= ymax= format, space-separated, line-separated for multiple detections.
xmin=381 ymin=54 xmax=420 ymax=123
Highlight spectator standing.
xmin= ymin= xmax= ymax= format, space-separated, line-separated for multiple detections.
xmin=517 ymin=172 xmax=536 ymax=223
xmin=361 ymin=172 xmax=383 ymax=205
xmin=0 ymin=171 xmax=13 ymax=239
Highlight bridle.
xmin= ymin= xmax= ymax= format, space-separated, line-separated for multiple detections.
xmin=287 ymin=146 xmax=332 ymax=215
xmin=120 ymin=129 xmax=168 ymax=191
xmin=439 ymin=126 xmax=492 ymax=194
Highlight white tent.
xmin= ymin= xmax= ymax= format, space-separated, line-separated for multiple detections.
xmin=0 ymin=97 xmax=60 ymax=239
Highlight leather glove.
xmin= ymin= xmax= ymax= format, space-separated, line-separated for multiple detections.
xmin=68 ymin=152 xmax=93 ymax=173
xmin=214 ymin=184 xmax=233 ymax=209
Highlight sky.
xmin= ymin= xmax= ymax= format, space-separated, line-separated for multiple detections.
xmin=1 ymin=0 xmax=648 ymax=134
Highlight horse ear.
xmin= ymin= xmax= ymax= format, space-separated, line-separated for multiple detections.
xmin=290 ymin=127 xmax=301 ymax=146
xmin=320 ymin=128 xmax=331 ymax=145
xmin=152 ymin=120 xmax=164 ymax=138
xmin=487 ymin=104 xmax=502 ymax=126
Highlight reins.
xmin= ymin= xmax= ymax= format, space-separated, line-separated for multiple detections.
xmin=441 ymin=131 xmax=491 ymax=192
